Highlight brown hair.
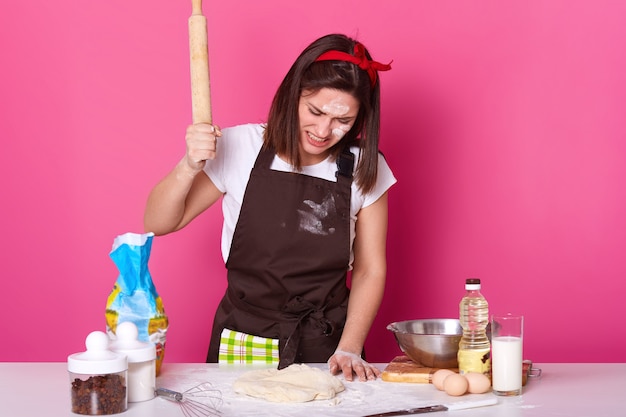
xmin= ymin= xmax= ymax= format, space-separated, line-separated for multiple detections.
xmin=264 ymin=34 xmax=386 ymax=194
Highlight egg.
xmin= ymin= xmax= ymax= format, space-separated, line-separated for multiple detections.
xmin=464 ymin=372 xmax=491 ymax=394
xmin=432 ymin=369 xmax=455 ymax=391
xmin=443 ymin=373 xmax=469 ymax=396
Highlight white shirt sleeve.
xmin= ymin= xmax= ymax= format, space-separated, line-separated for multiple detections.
xmin=203 ymin=124 xmax=265 ymax=262
xmin=362 ymin=152 xmax=397 ymax=208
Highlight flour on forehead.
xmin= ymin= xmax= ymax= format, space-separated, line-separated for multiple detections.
xmin=320 ymin=95 xmax=354 ymax=140
xmin=321 ymin=97 xmax=351 ymax=117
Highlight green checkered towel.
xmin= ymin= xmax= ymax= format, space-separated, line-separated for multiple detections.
xmin=218 ymin=328 xmax=280 ymax=364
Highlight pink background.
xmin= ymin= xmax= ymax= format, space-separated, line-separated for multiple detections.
xmin=2 ymin=1 xmax=625 ymax=364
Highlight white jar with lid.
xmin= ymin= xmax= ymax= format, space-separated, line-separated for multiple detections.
xmin=68 ymin=331 xmax=128 ymax=415
xmin=109 ymin=321 xmax=156 ymax=402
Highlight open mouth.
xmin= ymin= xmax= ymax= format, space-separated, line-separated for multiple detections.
xmin=307 ymin=132 xmax=328 ymax=145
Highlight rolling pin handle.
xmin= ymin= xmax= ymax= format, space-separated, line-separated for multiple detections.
xmin=189 ymin=0 xmax=212 ymax=124
xmin=191 ymin=0 xmax=202 ymax=15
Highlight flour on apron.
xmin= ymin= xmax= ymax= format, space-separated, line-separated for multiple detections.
xmin=298 ymin=192 xmax=337 ymax=235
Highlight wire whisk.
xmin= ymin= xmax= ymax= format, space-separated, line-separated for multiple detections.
xmin=156 ymin=382 xmax=223 ymax=417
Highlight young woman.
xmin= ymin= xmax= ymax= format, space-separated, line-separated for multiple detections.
xmin=144 ymin=33 xmax=395 ymax=381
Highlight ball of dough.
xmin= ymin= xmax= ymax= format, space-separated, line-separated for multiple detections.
xmin=464 ymin=372 xmax=491 ymax=394
xmin=233 ymin=364 xmax=344 ymax=403
xmin=432 ymin=369 xmax=455 ymax=391
xmin=443 ymin=373 xmax=469 ymax=396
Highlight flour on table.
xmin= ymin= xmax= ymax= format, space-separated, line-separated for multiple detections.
xmin=233 ymin=364 xmax=344 ymax=403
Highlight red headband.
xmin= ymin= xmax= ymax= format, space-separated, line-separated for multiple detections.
xmin=315 ymin=42 xmax=392 ymax=87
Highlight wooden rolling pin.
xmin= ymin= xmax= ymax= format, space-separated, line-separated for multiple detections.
xmin=189 ymin=0 xmax=212 ymax=124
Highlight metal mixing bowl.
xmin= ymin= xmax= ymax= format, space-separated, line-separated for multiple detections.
xmin=387 ymin=319 xmax=462 ymax=368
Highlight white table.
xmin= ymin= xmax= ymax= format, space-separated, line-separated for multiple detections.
xmin=0 ymin=362 xmax=623 ymax=416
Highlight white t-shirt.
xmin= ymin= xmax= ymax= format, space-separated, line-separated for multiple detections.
xmin=204 ymin=123 xmax=397 ymax=266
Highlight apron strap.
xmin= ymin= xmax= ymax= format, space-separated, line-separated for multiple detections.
xmin=336 ymin=146 xmax=354 ymax=178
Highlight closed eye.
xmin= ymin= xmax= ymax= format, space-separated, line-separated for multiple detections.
xmin=307 ymin=104 xmax=355 ymax=124
xmin=308 ymin=107 xmax=323 ymax=116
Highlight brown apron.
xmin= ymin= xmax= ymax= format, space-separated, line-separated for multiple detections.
xmin=207 ymin=145 xmax=354 ymax=369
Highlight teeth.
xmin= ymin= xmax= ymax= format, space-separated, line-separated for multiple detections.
xmin=308 ymin=132 xmax=325 ymax=143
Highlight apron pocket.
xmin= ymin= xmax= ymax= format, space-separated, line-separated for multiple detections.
xmin=218 ymin=328 xmax=280 ymax=365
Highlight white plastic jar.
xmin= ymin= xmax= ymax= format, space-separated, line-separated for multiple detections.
xmin=68 ymin=331 xmax=128 ymax=415
xmin=109 ymin=321 xmax=156 ymax=402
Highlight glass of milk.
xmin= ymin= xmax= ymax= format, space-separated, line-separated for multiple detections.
xmin=491 ymin=314 xmax=524 ymax=396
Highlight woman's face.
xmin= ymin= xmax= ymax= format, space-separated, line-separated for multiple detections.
xmin=297 ymin=88 xmax=360 ymax=165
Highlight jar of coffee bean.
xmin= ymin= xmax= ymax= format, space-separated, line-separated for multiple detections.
xmin=68 ymin=331 xmax=128 ymax=415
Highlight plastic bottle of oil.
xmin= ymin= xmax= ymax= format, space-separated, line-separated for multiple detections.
xmin=457 ymin=278 xmax=491 ymax=376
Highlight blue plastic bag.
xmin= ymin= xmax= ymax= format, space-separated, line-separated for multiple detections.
xmin=105 ymin=232 xmax=168 ymax=374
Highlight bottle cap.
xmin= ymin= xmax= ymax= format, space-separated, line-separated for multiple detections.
xmin=465 ymin=278 xmax=481 ymax=290
xmin=109 ymin=322 xmax=156 ymax=363
xmin=68 ymin=331 xmax=127 ymax=374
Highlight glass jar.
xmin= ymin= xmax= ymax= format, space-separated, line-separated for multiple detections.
xmin=68 ymin=331 xmax=128 ymax=415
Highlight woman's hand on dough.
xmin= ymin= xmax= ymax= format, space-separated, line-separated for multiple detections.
xmin=328 ymin=350 xmax=381 ymax=382
xmin=183 ymin=123 xmax=222 ymax=175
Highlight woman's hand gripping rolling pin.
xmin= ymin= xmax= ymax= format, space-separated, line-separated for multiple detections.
xmin=178 ymin=123 xmax=222 ymax=179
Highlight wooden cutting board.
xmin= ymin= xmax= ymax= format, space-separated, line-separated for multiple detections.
xmin=381 ymin=355 xmax=456 ymax=383
xmin=382 ymin=355 xmax=533 ymax=385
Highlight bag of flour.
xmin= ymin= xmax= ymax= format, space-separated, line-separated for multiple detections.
xmin=105 ymin=232 xmax=168 ymax=375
